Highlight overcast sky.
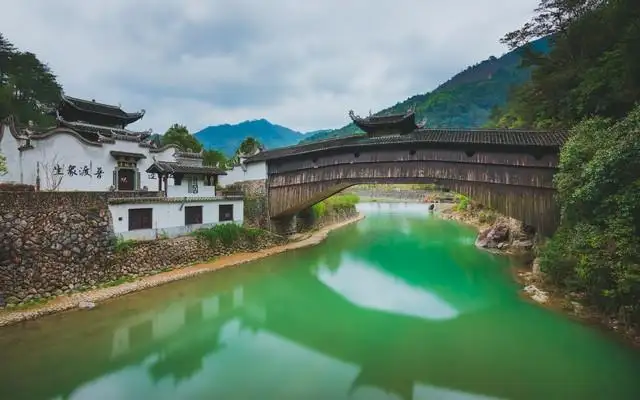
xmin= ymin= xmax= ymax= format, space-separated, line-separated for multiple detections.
xmin=1 ymin=0 xmax=537 ymax=134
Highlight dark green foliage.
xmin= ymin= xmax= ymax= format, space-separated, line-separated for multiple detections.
xmin=489 ymin=0 xmax=640 ymax=129
xmin=540 ymin=107 xmax=640 ymax=323
xmin=194 ymin=119 xmax=302 ymax=156
xmin=495 ymin=0 xmax=640 ymax=326
xmin=114 ymin=237 xmax=136 ymax=254
xmin=160 ymin=123 xmax=229 ymax=167
xmin=237 ymin=137 xmax=262 ymax=155
xmin=162 ymin=123 xmax=203 ymax=152
xmin=311 ymin=193 xmax=360 ymax=219
xmin=0 ymin=33 xmax=62 ymax=126
xmin=301 ymin=38 xmax=550 ymax=143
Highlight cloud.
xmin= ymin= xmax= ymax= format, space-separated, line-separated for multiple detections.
xmin=1 ymin=0 xmax=538 ymax=134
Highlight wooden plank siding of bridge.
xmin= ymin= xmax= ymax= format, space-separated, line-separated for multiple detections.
xmin=247 ymin=129 xmax=570 ymax=236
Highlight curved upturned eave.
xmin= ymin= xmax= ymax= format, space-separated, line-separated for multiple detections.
xmin=60 ymin=95 xmax=146 ymax=125
xmin=28 ymin=128 xmax=104 ymax=147
xmin=349 ymin=109 xmax=417 ymax=133
xmin=0 ymin=115 xmax=30 ymax=142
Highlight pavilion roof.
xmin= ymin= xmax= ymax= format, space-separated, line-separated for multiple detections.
xmin=56 ymin=119 xmax=152 ymax=142
xmin=245 ymin=128 xmax=571 ymax=162
xmin=146 ymin=161 xmax=226 ymax=175
xmin=60 ymin=94 xmax=146 ymax=125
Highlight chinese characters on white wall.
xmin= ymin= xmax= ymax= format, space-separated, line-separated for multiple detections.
xmin=53 ymin=164 xmax=104 ymax=179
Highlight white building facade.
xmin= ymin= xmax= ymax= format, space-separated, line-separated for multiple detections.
xmin=0 ymin=95 xmax=244 ymax=240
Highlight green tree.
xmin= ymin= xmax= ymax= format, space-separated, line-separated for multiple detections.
xmin=540 ymin=105 xmax=640 ymax=324
xmin=490 ymin=0 xmax=640 ymax=129
xmin=161 ymin=123 xmax=203 ymax=152
xmin=0 ymin=33 xmax=62 ymax=125
xmin=203 ymin=149 xmax=227 ymax=167
xmin=501 ymin=0 xmax=606 ymax=49
xmin=237 ymin=136 xmax=262 ymax=155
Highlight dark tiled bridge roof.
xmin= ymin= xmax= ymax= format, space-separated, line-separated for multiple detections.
xmin=246 ymin=128 xmax=570 ymax=162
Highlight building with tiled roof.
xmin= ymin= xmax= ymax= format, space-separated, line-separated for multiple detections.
xmin=0 ymin=95 xmax=243 ymax=240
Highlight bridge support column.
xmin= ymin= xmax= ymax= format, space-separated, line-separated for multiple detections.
xmin=270 ymin=215 xmax=297 ymax=236
xmin=295 ymin=208 xmax=316 ymax=233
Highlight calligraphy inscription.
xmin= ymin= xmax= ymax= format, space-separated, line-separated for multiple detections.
xmin=53 ymin=164 xmax=103 ymax=179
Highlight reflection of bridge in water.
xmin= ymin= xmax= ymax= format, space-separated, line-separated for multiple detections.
xmin=1 ymin=218 xmax=638 ymax=400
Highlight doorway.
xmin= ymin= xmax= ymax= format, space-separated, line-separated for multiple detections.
xmin=118 ymin=169 xmax=135 ymax=191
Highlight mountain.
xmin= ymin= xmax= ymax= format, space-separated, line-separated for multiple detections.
xmin=301 ymin=37 xmax=551 ymax=143
xmin=305 ymin=129 xmax=333 ymax=136
xmin=194 ymin=119 xmax=304 ymax=156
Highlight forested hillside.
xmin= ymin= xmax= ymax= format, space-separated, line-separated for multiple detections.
xmin=491 ymin=0 xmax=640 ymax=329
xmin=194 ymin=119 xmax=303 ymax=156
xmin=0 ymin=34 xmax=62 ymax=126
xmin=301 ymin=37 xmax=549 ymax=143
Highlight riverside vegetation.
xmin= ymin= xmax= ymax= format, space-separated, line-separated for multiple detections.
xmin=487 ymin=0 xmax=640 ymax=333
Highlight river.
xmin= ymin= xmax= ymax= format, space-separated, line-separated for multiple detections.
xmin=1 ymin=203 xmax=639 ymax=400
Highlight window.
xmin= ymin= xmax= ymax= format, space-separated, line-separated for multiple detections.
xmin=173 ymin=173 xmax=183 ymax=186
xmin=204 ymin=175 xmax=217 ymax=186
xmin=128 ymin=208 xmax=152 ymax=230
xmin=188 ymin=176 xmax=199 ymax=194
xmin=117 ymin=169 xmax=135 ymax=191
xmin=185 ymin=206 xmax=203 ymax=225
xmin=219 ymin=204 xmax=234 ymax=222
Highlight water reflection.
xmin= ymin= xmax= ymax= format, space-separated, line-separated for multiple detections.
xmin=317 ymin=258 xmax=460 ymax=321
xmin=1 ymin=203 xmax=640 ymax=400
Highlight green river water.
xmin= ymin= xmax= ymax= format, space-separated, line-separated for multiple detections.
xmin=1 ymin=203 xmax=640 ymax=400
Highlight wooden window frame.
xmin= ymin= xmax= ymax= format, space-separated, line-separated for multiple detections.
xmin=185 ymin=205 xmax=203 ymax=225
xmin=128 ymin=208 xmax=153 ymax=231
xmin=219 ymin=204 xmax=234 ymax=222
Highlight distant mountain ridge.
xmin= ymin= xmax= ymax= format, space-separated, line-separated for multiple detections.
xmin=194 ymin=119 xmax=304 ymax=156
xmin=301 ymin=37 xmax=551 ymax=143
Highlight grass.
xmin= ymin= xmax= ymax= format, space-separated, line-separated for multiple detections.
xmin=11 ymin=297 xmax=49 ymax=310
xmin=100 ymin=276 xmax=136 ymax=288
xmin=193 ymin=223 xmax=267 ymax=247
xmin=312 ymin=193 xmax=360 ymax=218
xmin=453 ymin=194 xmax=470 ymax=212
xmin=114 ymin=237 xmax=136 ymax=253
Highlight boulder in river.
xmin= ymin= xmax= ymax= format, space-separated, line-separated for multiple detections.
xmin=78 ymin=300 xmax=96 ymax=310
xmin=475 ymin=223 xmax=510 ymax=249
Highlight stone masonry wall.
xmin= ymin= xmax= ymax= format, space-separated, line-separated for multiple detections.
xmin=0 ymin=187 xmax=357 ymax=308
xmin=296 ymin=207 xmax=359 ymax=233
xmin=0 ymin=190 xmax=287 ymax=307
xmin=0 ymin=192 xmax=115 ymax=306
xmin=224 ymin=179 xmax=269 ymax=229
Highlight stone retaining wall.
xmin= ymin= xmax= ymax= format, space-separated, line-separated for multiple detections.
xmin=0 ymin=183 xmax=35 ymax=192
xmin=0 ymin=188 xmax=357 ymax=308
xmin=0 ymin=192 xmax=114 ymax=306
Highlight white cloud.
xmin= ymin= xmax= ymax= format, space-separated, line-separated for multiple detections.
xmin=1 ymin=0 xmax=538 ymax=133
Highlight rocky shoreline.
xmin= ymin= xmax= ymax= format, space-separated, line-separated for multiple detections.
xmin=0 ymin=214 xmax=365 ymax=328
xmin=440 ymin=207 xmax=640 ymax=347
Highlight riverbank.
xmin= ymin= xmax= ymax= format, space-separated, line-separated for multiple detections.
xmin=0 ymin=214 xmax=365 ymax=328
xmin=440 ymin=206 xmax=640 ymax=347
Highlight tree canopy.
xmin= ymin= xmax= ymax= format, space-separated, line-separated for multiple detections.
xmin=0 ymin=33 xmax=62 ymax=126
xmin=161 ymin=123 xmax=266 ymax=168
xmin=489 ymin=0 xmax=640 ymax=129
xmin=161 ymin=124 xmax=203 ymax=152
xmin=237 ymin=137 xmax=262 ymax=155
xmin=492 ymin=0 xmax=640 ymax=326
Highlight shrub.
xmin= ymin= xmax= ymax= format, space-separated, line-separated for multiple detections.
xmin=114 ymin=237 xmax=136 ymax=253
xmin=193 ymin=223 xmax=266 ymax=247
xmin=540 ymin=105 xmax=640 ymax=324
xmin=453 ymin=194 xmax=470 ymax=212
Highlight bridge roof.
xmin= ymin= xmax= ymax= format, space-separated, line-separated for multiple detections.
xmin=246 ymin=128 xmax=570 ymax=162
